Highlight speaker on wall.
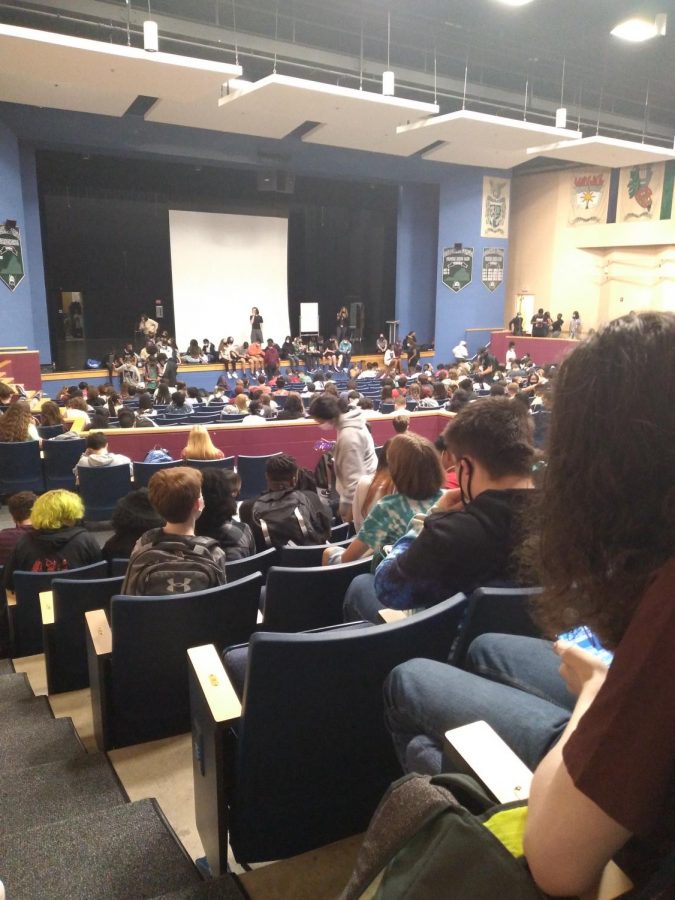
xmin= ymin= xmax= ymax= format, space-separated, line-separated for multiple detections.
xmin=256 ymin=170 xmax=295 ymax=194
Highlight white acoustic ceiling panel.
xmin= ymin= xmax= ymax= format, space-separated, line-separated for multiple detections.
xmin=212 ymin=74 xmax=439 ymax=150
xmin=397 ymin=110 xmax=582 ymax=169
xmin=526 ymin=135 xmax=675 ymax=168
xmin=0 ymin=24 xmax=241 ymax=118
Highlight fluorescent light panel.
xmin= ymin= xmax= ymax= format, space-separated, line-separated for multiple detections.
xmin=611 ymin=16 xmax=663 ymax=41
xmin=494 ymin=0 xmax=536 ymax=6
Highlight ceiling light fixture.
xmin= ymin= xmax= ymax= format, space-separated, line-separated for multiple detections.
xmin=611 ymin=14 xmax=667 ymax=42
xmin=494 ymin=0 xmax=536 ymax=7
xmin=143 ymin=0 xmax=158 ymax=52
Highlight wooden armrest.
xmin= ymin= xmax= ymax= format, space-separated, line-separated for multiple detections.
xmin=39 ymin=590 xmax=54 ymax=625
xmin=444 ymin=721 xmax=532 ymax=803
xmin=85 ymin=609 xmax=112 ymax=656
xmin=6 ymin=590 xmax=16 ymax=607
xmin=188 ymin=644 xmax=242 ymax=724
xmin=378 ymin=608 xmax=408 ymax=624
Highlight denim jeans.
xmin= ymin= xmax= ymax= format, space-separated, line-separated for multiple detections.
xmin=384 ymin=634 xmax=574 ymax=775
xmin=343 ymin=573 xmax=384 ymax=623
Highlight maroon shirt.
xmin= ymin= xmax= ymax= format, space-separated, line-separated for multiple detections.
xmin=0 ymin=525 xmax=33 ymax=566
xmin=563 ymin=556 xmax=675 ymax=886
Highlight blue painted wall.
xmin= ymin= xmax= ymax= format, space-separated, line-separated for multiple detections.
xmin=394 ymin=183 xmax=439 ymax=345
xmin=0 ymin=120 xmax=38 ymax=350
xmin=19 ymin=144 xmax=51 ymax=362
xmin=434 ymin=170 xmax=509 ymax=360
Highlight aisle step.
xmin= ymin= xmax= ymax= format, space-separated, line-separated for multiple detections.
xmin=0 ymin=671 xmax=32 ymax=703
xmin=0 ymin=658 xmax=15 ymax=674
xmin=1 ymin=799 xmax=204 ymax=900
xmin=0 ymin=753 xmax=127 ymax=836
xmin=153 ymin=877 xmax=245 ymax=899
xmin=0 ymin=716 xmax=85 ymax=774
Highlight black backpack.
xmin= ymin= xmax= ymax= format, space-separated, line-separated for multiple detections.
xmin=122 ymin=532 xmax=226 ymax=595
xmin=251 ymin=489 xmax=329 ymax=548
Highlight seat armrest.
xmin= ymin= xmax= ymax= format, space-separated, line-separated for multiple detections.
xmin=86 ymin=608 xmax=112 ymax=656
xmin=378 ymin=608 xmax=408 ymax=624
xmin=188 ymin=644 xmax=241 ymax=878
xmin=39 ymin=590 xmax=54 ymax=625
xmin=187 ymin=644 xmax=241 ymax=724
xmin=86 ymin=608 xmax=113 ymax=749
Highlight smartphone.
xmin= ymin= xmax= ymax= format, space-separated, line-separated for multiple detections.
xmin=558 ymin=626 xmax=613 ymax=666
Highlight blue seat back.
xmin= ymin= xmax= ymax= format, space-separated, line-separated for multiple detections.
xmin=12 ymin=561 xmax=108 ymax=657
xmin=228 ymin=593 xmax=468 ymax=861
xmin=450 ymin=585 xmax=543 ymax=668
xmin=132 ymin=459 xmax=183 ymax=488
xmin=183 ymin=457 xmax=235 ymax=472
xmin=109 ymin=572 xmax=263 ymax=747
xmin=0 ymin=441 xmax=44 ymax=495
xmin=237 ymin=453 xmax=283 ymax=500
xmin=225 ymin=547 xmax=278 ymax=583
xmin=108 ymin=557 xmax=130 ymax=577
xmin=278 ymin=538 xmax=350 ymax=568
xmin=330 ymin=522 xmax=353 ymax=542
xmin=263 ymin=557 xmax=373 ymax=631
xmin=78 ymin=464 xmax=133 ymax=520
xmin=46 ymin=575 xmax=125 ymax=693
xmin=37 ymin=424 xmax=65 ymax=439
xmin=43 ymin=437 xmax=87 ymax=490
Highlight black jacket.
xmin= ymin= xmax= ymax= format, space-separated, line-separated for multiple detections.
xmin=4 ymin=526 xmax=103 ymax=590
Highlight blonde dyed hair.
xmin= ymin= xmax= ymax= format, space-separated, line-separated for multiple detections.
xmin=32 ymin=490 xmax=85 ymax=530
xmin=183 ymin=425 xmax=222 ymax=460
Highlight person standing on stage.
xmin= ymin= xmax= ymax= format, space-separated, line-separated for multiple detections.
xmin=336 ymin=306 xmax=350 ymax=342
xmin=509 ymin=311 xmax=524 ymax=336
xmin=405 ymin=331 xmax=420 ymax=372
xmin=376 ymin=333 xmax=388 ymax=353
xmin=138 ymin=313 xmax=158 ymax=340
xmin=250 ymin=307 xmax=264 ymax=343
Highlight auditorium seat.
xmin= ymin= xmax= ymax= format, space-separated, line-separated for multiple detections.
xmin=278 ymin=538 xmax=350 ymax=568
xmin=330 ymin=521 xmax=353 ymax=542
xmin=183 ymin=456 xmax=235 ymax=472
xmin=187 ymin=593 xmax=468 ymax=871
xmin=86 ymin=572 xmax=263 ymax=749
xmin=261 ymin=557 xmax=373 ymax=631
xmin=10 ymin=561 xmax=109 ymax=658
xmin=78 ymin=464 xmax=133 ymax=521
xmin=237 ymin=452 xmax=283 ymax=500
xmin=37 ymin=424 xmax=66 ymax=440
xmin=450 ymin=585 xmax=544 ymax=668
xmin=0 ymin=441 xmax=45 ymax=497
xmin=43 ymin=436 xmax=87 ymax=491
xmin=132 ymin=458 xmax=183 ymax=487
xmin=225 ymin=547 xmax=278 ymax=583
xmin=42 ymin=574 xmax=125 ymax=693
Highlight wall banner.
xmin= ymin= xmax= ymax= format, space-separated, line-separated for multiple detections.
xmin=481 ymin=177 xmax=510 ymax=238
xmin=0 ymin=222 xmax=25 ymax=292
xmin=616 ymin=162 xmax=665 ymax=223
xmin=442 ymin=246 xmax=474 ymax=293
xmin=569 ymin=170 xmax=610 ymax=226
xmin=481 ymin=248 xmax=505 ymax=292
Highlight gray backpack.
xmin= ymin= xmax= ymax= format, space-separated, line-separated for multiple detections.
xmin=122 ymin=533 xmax=226 ymax=595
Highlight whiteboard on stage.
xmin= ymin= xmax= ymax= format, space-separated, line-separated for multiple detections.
xmin=300 ymin=302 xmax=319 ymax=333
xmin=169 ymin=210 xmax=290 ymax=348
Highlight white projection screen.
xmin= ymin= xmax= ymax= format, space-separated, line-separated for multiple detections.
xmin=169 ymin=210 xmax=290 ymax=349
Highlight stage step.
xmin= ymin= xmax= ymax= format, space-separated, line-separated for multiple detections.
xmin=0 ymin=670 xmax=32 ymax=703
xmin=0 ymin=753 xmax=127 ymax=836
xmin=0 ymin=715 xmax=85 ymax=774
xmin=1 ymin=799 xmax=204 ymax=900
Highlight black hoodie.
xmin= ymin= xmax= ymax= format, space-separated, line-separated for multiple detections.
xmin=3 ymin=525 xmax=102 ymax=590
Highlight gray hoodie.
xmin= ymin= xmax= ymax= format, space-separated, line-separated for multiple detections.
xmin=334 ymin=408 xmax=377 ymax=506
xmin=74 ymin=449 xmax=132 ymax=475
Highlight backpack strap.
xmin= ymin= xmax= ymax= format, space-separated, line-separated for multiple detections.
xmin=293 ymin=506 xmax=309 ymax=540
xmin=258 ymin=518 xmax=273 ymax=548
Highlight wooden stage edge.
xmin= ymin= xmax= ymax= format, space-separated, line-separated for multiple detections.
xmin=41 ymin=351 xmax=435 ymax=383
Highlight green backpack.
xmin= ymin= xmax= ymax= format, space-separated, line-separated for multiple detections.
xmin=340 ymin=772 xmax=545 ymax=900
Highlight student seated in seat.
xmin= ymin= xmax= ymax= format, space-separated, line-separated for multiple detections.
xmin=122 ymin=467 xmax=227 ymax=595
xmin=74 ymin=432 xmax=132 ymax=479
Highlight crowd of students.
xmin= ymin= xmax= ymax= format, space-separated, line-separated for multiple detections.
xmin=0 ymin=311 xmax=671 ymax=894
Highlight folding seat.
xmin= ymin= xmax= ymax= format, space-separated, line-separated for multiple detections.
xmin=37 ymin=424 xmax=66 ymax=440
xmin=78 ymin=464 xmax=133 ymax=521
xmin=183 ymin=457 xmax=235 ymax=472
xmin=0 ymin=441 xmax=44 ymax=496
xmin=188 ymin=593 xmax=468 ymax=871
xmin=277 ymin=538 xmax=350 ymax=568
xmin=237 ymin=452 xmax=283 ymax=501
xmin=42 ymin=574 xmax=125 ymax=693
xmin=43 ymin=436 xmax=86 ymax=490
xmin=132 ymin=459 xmax=183 ymax=488
xmin=225 ymin=547 xmax=278 ymax=583
xmin=86 ymin=572 xmax=263 ymax=749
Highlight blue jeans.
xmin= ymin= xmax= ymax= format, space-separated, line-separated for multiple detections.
xmin=343 ymin=574 xmax=383 ymax=623
xmin=384 ymin=634 xmax=574 ymax=775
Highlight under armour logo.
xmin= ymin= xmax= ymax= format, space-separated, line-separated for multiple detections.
xmin=167 ymin=577 xmax=192 ymax=593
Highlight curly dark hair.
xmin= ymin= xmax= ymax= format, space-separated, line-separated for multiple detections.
xmin=195 ymin=469 xmax=240 ymax=535
xmin=524 ymin=312 xmax=675 ymax=648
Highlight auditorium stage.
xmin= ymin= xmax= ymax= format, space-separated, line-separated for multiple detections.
xmin=490 ymin=331 xmax=578 ymax=367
